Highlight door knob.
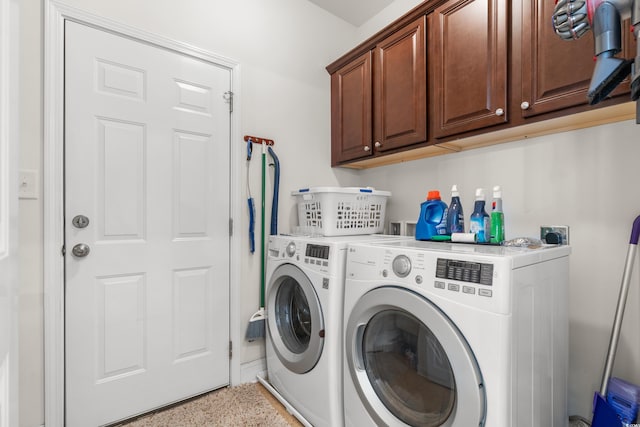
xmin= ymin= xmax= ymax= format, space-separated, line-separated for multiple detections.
xmin=72 ymin=214 xmax=90 ymax=229
xmin=363 ymin=146 xmax=371 ymax=152
xmin=495 ymin=108 xmax=504 ymax=116
xmin=72 ymin=243 xmax=91 ymax=258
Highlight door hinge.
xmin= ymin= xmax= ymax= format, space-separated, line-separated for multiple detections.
xmin=229 ymin=218 xmax=233 ymax=236
xmin=61 ymin=245 xmax=66 ymax=256
xmin=229 ymin=340 xmax=233 ymax=359
xmin=223 ymin=91 xmax=233 ymax=113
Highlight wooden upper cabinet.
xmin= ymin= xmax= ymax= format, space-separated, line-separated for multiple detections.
xmin=373 ymin=16 xmax=427 ymax=153
xmin=518 ymin=0 xmax=637 ymax=118
xmin=327 ymin=0 xmax=635 ymax=168
xmin=430 ymin=0 xmax=508 ymax=138
xmin=518 ymin=0 xmax=599 ymax=117
xmin=330 ymin=16 xmax=426 ymax=165
xmin=330 ymin=51 xmax=373 ymax=165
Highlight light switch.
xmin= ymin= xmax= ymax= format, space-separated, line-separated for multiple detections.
xmin=18 ymin=169 xmax=38 ymax=199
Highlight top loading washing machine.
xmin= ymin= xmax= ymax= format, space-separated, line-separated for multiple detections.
xmin=264 ymin=234 xmax=409 ymax=427
xmin=343 ymin=240 xmax=571 ymax=427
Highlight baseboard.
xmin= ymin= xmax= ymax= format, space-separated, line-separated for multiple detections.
xmin=238 ymin=358 xmax=266 ymax=385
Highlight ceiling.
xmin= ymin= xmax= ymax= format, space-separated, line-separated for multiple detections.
xmin=306 ymin=0 xmax=396 ymax=26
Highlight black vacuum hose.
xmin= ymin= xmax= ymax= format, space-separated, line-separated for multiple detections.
xmin=268 ymin=146 xmax=280 ymax=235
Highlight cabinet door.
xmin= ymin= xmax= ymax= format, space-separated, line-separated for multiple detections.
xmin=330 ymin=51 xmax=373 ymax=165
xmin=519 ymin=0 xmax=637 ymax=118
xmin=373 ymin=16 xmax=427 ymax=152
xmin=430 ymin=0 xmax=508 ymax=138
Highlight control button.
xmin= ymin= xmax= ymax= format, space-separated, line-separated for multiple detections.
xmin=323 ymin=261 xmax=328 ymax=267
xmin=382 ymin=269 xmax=388 ymax=278
xmin=286 ymin=242 xmax=296 ymax=257
xmin=415 ymin=275 xmax=423 ymax=285
xmin=305 ymin=258 xmax=309 ymax=264
xmin=434 ymin=281 xmax=445 ymax=289
xmin=462 ymin=286 xmax=476 ymax=295
xmin=448 ymin=283 xmax=460 ymax=292
xmin=392 ymin=255 xmax=412 ymax=277
xmin=322 ymin=278 xmax=329 ymax=289
xmin=479 ymin=289 xmax=493 ymax=297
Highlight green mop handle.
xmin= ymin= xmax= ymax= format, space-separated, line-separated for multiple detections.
xmin=260 ymin=142 xmax=266 ymax=308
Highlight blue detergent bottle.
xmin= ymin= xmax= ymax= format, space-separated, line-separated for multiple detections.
xmin=415 ymin=190 xmax=448 ymax=240
xmin=470 ymin=188 xmax=490 ymax=243
xmin=446 ymin=184 xmax=465 ymax=234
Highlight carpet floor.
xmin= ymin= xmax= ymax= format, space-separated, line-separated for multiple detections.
xmin=117 ymin=383 xmax=303 ymax=426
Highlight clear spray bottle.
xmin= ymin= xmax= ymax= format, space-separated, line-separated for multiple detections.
xmin=490 ymin=186 xmax=505 ymax=244
xmin=446 ymin=185 xmax=465 ymax=234
xmin=470 ymin=188 xmax=490 ymax=243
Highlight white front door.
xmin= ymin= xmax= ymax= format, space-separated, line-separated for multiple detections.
xmin=64 ymin=21 xmax=231 ymax=426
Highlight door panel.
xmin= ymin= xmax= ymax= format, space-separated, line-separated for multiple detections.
xmin=374 ymin=16 xmax=427 ymax=152
xmin=519 ymin=0 xmax=637 ymax=117
xmin=430 ymin=0 xmax=508 ymax=138
xmin=65 ymin=21 xmax=231 ymax=426
xmin=330 ymin=51 xmax=373 ymax=164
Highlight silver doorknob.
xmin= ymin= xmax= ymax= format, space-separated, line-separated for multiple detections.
xmin=72 ymin=214 xmax=90 ymax=229
xmin=495 ymin=108 xmax=504 ymax=116
xmin=363 ymin=146 xmax=371 ymax=152
xmin=520 ymin=101 xmax=530 ymax=110
xmin=72 ymin=243 xmax=91 ymax=258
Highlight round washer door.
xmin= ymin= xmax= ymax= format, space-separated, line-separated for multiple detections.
xmin=345 ymin=286 xmax=486 ymax=427
xmin=267 ymin=263 xmax=324 ymax=374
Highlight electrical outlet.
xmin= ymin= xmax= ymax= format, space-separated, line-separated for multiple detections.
xmin=540 ymin=225 xmax=569 ymax=245
xmin=405 ymin=221 xmax=417 ymax=237
xmin=388 ymin=221 xmax=403 ymax=236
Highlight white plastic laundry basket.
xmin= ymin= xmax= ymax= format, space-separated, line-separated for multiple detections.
xmin=292 ymin=187 xmax=391 ymax=236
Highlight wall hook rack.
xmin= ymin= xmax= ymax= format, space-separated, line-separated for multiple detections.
xmin=244 ymin=135 xmax=274 ymax=146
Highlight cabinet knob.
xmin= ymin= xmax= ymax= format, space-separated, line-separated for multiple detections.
xmin=520 ymin=101 xmax=530 ymax=110
xmin=495 ymin=108 xmax=504 ymax=116
xmin=374 ymin=141 xmax=381 ymax=148
xmin=363 ymin=146 xmax=371 ymax=152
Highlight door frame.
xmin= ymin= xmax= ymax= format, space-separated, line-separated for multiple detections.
xmin=43 ymin=2 xmax=243 ymax=425
xmin=0 ymin=0 xmax=20 ymax=425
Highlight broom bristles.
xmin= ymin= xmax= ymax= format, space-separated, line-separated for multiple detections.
xmin=246 ymin=308 xmax=266 ymax=341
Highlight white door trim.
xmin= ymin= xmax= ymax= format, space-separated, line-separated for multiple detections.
xmin=1 ymin=0 xmax=20 ymax=425
xmin=44 ymin=2 xmax=243 ymax=425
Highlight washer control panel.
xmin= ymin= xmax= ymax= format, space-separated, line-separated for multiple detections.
xmin=435 ymin=258 xmax=493 ymax=286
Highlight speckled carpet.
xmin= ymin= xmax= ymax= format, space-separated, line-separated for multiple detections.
xmin=117 ymin=382 xmax=301 ymax=426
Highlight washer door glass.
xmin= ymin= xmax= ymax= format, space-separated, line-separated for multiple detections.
xmin=363 ymin=310 xmax=455 ymax=426
xmin=346 ymin=286 xmax=485 ymax=426
xmin=267 ymin=264 xmax=324 ymax=374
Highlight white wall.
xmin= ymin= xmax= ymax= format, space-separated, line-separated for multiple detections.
xmin=20 ymin=0 xmax=358 ymax=425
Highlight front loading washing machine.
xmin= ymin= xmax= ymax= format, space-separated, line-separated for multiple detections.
xmin=263 ymin=234 xmax=408 ymax=427
xmin=343 ymin=240 xmax=570 ymax=427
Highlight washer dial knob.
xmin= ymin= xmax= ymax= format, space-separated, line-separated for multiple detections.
xmin=286 ymin=242 xmax=296 ymax=257
xmin=392 ymin=255 xmax=412 ymax=278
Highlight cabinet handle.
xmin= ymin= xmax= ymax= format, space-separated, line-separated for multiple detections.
xmin=520 ymin=102 xmax=530 ymax=110
xmin=363 ymin=146 xmax=371 ymax=152
xmin=374 ymin=141 xmax=381 ymax=148
xmin=495 ymin=108 xmax=504 ymax=116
